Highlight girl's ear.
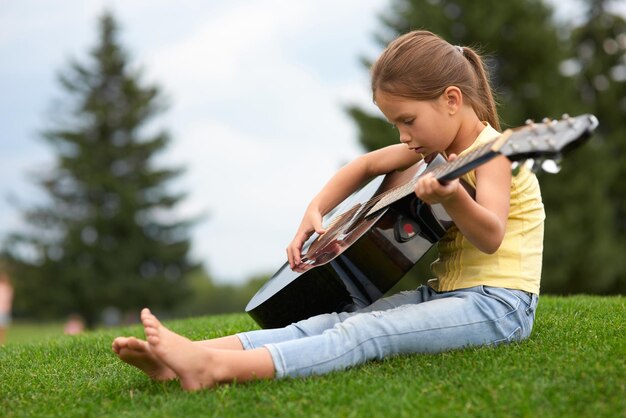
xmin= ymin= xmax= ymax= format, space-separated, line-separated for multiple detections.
xmin=443 ymin=86 xmax=462 ymax=114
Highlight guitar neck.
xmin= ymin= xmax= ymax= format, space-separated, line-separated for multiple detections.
xmin=366 ymin=137 xmax=504 ymax=216
xmin=430 ymin=139 xmax=503 ymax=182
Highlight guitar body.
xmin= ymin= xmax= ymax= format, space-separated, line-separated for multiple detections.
xmin=246 ymin=155 xmax=453 ymax=329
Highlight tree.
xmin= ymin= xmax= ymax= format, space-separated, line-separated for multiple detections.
xmin=173 ymin=267 xmax=268 ymax=318
xmin=539 ymin=0 xmax=626 ymax=294
xmin=3 ymin=12 xmax=195 ymax=326
xmin=348 ymin=0 xmax=625 ymax=293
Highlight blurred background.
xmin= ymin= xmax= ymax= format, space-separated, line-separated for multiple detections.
xmin=0 ymin=0 xmax=624 ymax=341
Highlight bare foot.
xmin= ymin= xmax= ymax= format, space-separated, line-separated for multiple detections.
xmin=112 ymin=336 xmax=177 ymax=381
xmin=141 ymin=308 xmax=221 ymax=391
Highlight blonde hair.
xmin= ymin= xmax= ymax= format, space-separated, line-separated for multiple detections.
xmin=371 ymin=30 xmax=500 ymax=130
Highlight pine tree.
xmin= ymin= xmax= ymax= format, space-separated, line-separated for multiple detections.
xmin=4 ymin=12 xmax=195 ymax=326
xmin=539 ymin=0 xmax=626 ymax=294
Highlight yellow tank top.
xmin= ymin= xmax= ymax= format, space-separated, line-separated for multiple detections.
xmin=430 ymin=124 xmax=545 ymax=295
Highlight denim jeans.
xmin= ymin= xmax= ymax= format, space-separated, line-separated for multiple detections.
xmin=237 ymin=285 xmax=539 ymax=378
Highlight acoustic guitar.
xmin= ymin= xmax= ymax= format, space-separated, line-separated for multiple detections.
xmin=246 ymin=114 xmax=599 ymax=329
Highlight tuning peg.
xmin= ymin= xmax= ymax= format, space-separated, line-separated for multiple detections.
xmin=541 ymin=117 xmax=560 ymax=133
xmin=511 ymin=161 xmax=523 ymax=176
xmin=525 ymin=119 xmax=542 ymax=136
xmin=541 ymin=158 xmax=562 ymax=174
xmin=524 ymin=159 xmax=538 ymax=173
xmin=589 ymin=114 xmax=600 ymax=130
xmin=511 ymin=158 xmax=562 ymax=175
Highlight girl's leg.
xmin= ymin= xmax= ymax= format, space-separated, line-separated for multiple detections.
xmin=265 ymin=286 xmax=536 ymax=378
xmin=115 ymin=288 xmax=426 ymax=387
xmin=116 ymin=285 xmax=536 ymax=389
xmin=238 ymin=287 xmax=423 ymax=350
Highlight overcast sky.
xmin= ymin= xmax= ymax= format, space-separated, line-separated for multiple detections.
xmin=0 ymin=0 xmax=390 ymax=283
xmin=1 ymin=0 xmax=623 ymax=284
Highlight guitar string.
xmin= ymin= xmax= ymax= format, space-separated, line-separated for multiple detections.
xmin=307 ymin=140 xmax=497 ymax=256
xmin=364 ymin=140 xmax=496 ymax=214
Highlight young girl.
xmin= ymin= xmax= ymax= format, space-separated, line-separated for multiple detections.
xmin=112 ymin=30 xmax=544 ymax=391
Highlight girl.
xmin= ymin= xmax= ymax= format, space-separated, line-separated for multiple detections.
xmin=112 ymin=30 xmax=544 ymax=391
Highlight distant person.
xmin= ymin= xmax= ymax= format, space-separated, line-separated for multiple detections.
xmin=112 ymin=30 xmax=544 ymax=390
xmin=0 ymin=271 xmax=14 ymax=345
xmin=64 ymin=314 xmax=85 ymax=335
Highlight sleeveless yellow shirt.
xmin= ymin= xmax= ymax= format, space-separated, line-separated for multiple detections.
xmin=429 ymin=124 xmax=545 ymax=295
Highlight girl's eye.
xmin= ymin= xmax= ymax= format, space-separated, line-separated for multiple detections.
xmin=403 ymin=119 xmax=414 ymax=125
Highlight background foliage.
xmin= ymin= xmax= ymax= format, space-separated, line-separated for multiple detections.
xmin=2 ymin=14 xmax=196 ymax=327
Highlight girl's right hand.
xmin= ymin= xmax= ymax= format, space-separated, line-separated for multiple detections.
xmin=287 ymin=208 xmax=326 ymax=270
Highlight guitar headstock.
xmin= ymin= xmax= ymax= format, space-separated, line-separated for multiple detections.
xmin=496 ymin=114 xmax=599 ymax=174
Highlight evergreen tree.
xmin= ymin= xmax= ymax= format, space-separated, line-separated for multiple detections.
xmin=348 ymin=0 xmax=624 ymax=293
xmin=3 ymin=12 xmax=195 ymax=326
xmin=540 ymin=0 xmax=626 ymax=294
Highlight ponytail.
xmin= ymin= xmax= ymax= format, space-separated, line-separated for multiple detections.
xmin=461 ymin=47 xmax=500 ymax=131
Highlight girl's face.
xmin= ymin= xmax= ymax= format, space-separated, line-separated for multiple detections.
xmin=375 ymin=91 xmax=459 ymax=157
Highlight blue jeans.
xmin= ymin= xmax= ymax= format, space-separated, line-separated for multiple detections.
xmin=237 ymin=285 xmax=538 ymax=378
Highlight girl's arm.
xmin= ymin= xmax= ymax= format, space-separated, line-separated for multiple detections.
xmin=415 ymin=154 xmax=511 ymax=254
xmin=287 ymin=144 xmax=421 ymax=268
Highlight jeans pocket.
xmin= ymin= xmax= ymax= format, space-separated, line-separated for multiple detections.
xmin=511 ymin=292 xmax=538 ymax=338
xmin=479 ymin=286 xmax=520 ymax=314
xmin=506 ymin=326 xmax=523 ymax=343
xmin=523 ymin=294 xmax=539 ymax=333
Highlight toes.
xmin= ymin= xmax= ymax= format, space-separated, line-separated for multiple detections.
xmin=141 ymin=308 xmax=156 ymax=322
xmin=126 ymin=337 xmax=147 ymax=351
xmin=112 ymin=337 xmax=129 ymax=353
xmin=147 ymin=335 xmax=160 ymax=346
xmin=141 ymin=308 xmax=162 ymax=329
xmin=145 ymin=325 xmax=159 ymax=340
xmin=139 ymin=308 xmax=167 ymax=348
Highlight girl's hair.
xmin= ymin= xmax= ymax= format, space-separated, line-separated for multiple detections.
xmin=371 ymin=30 xmax=500 ymax=130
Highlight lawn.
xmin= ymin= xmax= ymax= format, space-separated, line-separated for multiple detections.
xmin=0 ymin=295 xmax=624 ymax=418
xmin=2 ymin=321 xmax=66 ymax=345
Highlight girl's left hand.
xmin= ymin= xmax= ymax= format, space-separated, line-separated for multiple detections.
xmin=414 ymin=153 xmax=460 ymax=204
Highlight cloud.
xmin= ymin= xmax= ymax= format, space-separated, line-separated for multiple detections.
xmin=135 ymin=1 xmax=387 ymax=281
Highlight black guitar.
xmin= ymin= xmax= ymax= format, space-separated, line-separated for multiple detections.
xmin=246 ymin=114 xmax=599 ymax=329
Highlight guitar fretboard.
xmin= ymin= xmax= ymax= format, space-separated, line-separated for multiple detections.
xmin=365 ymin=140 xmax=500 ymax=216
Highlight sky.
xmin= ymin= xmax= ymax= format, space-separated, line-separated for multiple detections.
xmin=1 ymin=0 xmax=624 ymax=284
xmin=0 ymin=0 xmax=389 ymax=283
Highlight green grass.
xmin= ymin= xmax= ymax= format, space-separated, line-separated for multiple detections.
xmin=3 ymin=321 xmax=65 ymax=345
xmin=0 ymin=296 xmax=624 ymax=418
